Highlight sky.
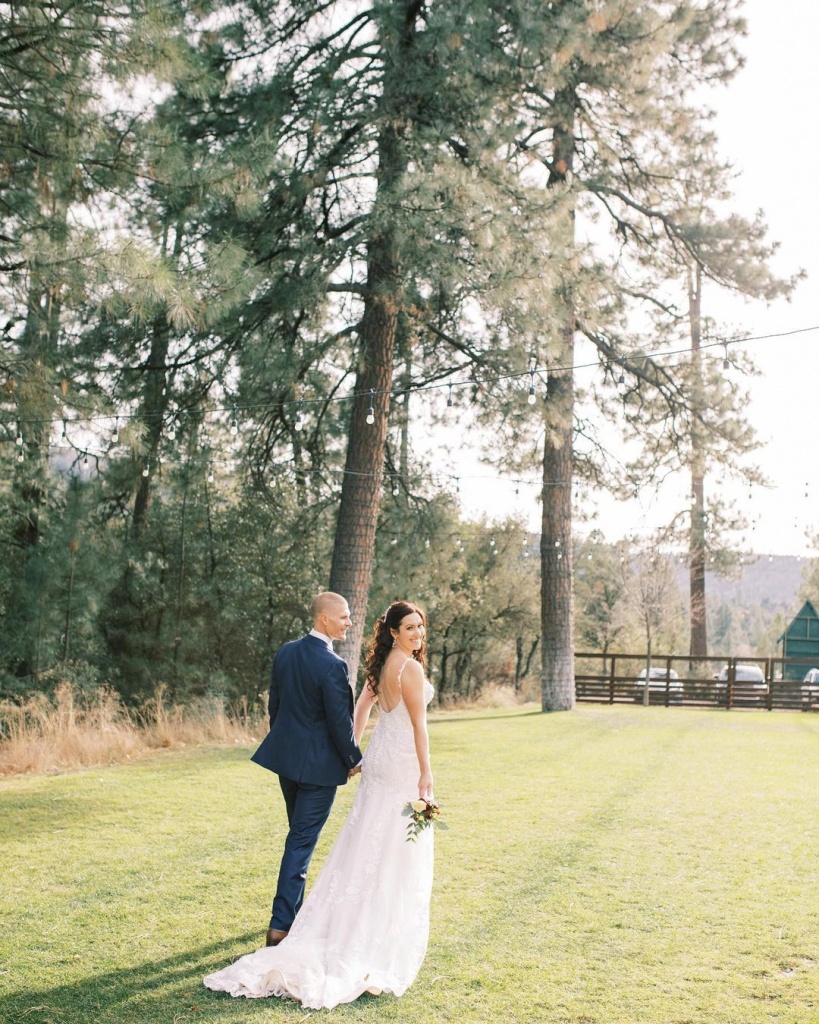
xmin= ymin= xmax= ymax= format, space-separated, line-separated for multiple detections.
xmin=452 ymin=0 xmax=819 ymax=559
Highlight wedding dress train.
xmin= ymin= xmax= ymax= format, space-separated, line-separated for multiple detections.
xmin=204 ymin=673 xmax=435 ymax=1010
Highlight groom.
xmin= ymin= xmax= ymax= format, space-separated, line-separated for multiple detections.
xmin=251 ymin=591 xmax=363 ymax=947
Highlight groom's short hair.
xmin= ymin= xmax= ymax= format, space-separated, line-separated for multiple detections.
xmin=310 ymin=591 xmax=347 ymax=621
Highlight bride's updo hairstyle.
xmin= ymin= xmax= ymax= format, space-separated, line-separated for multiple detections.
xmin=364 ymin=600 xmax=427 ymax=697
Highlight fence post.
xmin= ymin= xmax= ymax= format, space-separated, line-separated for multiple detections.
xmin=726 ymin=658 xmax=735 ymax=711
xmin=609 ymin=655 xmax=616 ymax=705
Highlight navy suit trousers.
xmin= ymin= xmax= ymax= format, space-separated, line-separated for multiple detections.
xmin=270 ymin=776 xmax=337 ymax=931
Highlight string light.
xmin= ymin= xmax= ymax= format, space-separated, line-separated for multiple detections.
xmin=527 ymin=370 xmax=536 ymax=405
xmin=447 ymin=384 xmax=453 ymax=408
xmin=1 ymin=322 xmax=816 ymax=446
xmin=207 ymin=465 xmax=214 ymax=484
xmin=142 ymin=464 xmax=149 ymax=478
xmin=617 ymin=370 xmax=626 ymax=390
xmin=112 ymin=419 xmax=119 ymax=444
xmin=294 ymin=401 xmax=305 ymax=432
xmin=365 ymin=389 xmax=375 ymax=425
xmin=722 ymin=342 xmax=730 ymax=371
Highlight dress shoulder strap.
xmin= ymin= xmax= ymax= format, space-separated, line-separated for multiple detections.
xmin=396 ymin=656 xmax=413 ymax=691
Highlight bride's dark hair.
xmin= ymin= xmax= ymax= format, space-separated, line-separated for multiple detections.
xmin=364 ymin=600 xmax=427 ymax=696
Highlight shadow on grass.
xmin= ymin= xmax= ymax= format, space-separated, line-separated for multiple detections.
xmin=0 ymin=931 xmax=314 ymax=1024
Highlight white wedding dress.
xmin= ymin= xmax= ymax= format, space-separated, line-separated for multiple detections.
xmin=204 ymin=666 xmax=435 ymax=1010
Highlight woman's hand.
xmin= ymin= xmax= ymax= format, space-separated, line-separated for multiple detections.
xmin=418 ymin=770 xmax=434 ymax=802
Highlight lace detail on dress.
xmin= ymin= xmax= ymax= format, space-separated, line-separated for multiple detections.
xmin=204 ymin=672 xmax=436 ymax=1011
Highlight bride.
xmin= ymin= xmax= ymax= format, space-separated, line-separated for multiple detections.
xmin=204 ymin=600 xmax=437 ymax=1010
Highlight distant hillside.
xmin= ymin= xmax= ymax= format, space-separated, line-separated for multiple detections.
xmin=673 ymin=554 xmax=813 ymax=657
xmin=704 ymin=555 xmax=809 ymax=613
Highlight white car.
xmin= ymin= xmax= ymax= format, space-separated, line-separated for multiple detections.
xmin=634 ymin=667 xmax=682 ymax=702
xmin=716 ymin=664 xmax=766 ymax=687
xmin=803 ymin=669 xmax=819 ymax=709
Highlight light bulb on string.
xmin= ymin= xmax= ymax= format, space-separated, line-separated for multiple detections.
xmin=617 ymin=370 xmax=626 ymax=390
xmin=230 ymin=411 xmax=239 ymax=436
xmin=365 ymin=389 xmax=375 ymax=425
xmin=15 ymin=427 xmax=23 ymax=446
xmin=722 ymin=342 xmax=730 ymax=371
xmin=61 ymin=419 xmax=67 ymax=442
xmin=527 ymin=371 xmax=536 ymax=405
xmin=142 ymin=464 xmax=149 ymax=478
xmin=392 ymin=480 xmax=400 ymax=496
xmin=447 ymin=384 xmax=453 ymax=408
xmin=112 ymin=419 xmax=119 ymax=444
xmin=83 ymin=452 xmax=89 ymax=469
xmin=16 ymin=450 xmax=24 ymax=463
xmin=167 ymin=422 xmax=176 ymax=441
xmin=294 ymin=401 xmax=304 ymax=432
xmin=207 ymin=465 xmax=214 ymax=484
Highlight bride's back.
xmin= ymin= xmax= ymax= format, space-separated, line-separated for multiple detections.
xmin=376 ymin=652 xmax=417 ymax=713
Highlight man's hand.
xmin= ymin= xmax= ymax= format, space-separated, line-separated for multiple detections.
xmin=348 ymin=765 xmax=362 ymax=778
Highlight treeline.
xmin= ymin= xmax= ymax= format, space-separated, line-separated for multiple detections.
xmin=0 ymin=2 xmax=796 ymax=708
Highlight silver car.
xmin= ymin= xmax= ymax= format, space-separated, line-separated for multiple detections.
xmin=803 ymin=668 xmax=819 ymax=709
xmin=716 ymin=664 xmax=766 ymax=688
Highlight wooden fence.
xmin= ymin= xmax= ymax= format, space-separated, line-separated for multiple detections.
xmin=574 ymin=653 xmax=819 ymax=711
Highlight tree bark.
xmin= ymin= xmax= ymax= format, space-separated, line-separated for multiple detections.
xmin=330 ymin=2 xmax=419 ymax=681
xmin=688 ymin=264 xmax=708 ymax=658
xmin=541 ymin=86 xmax=577 ymax=712
xmin=540 ymin=340 xmax=575 ymax=710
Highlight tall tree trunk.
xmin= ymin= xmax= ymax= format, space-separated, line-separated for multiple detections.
xmin=132 ymin=216 xmax=181 ymax=537
xmin=541 ymin=86 xmax=577 ymax=711
xmin=688 ymin=264 xmax=708 ymax=658
xmin=8 ymin=187 xmax=66 ymax=676
xmin=330 ymin=1 xmax=418 ymax=681
xmin=131 ymin=311 xmax=170 ymax=536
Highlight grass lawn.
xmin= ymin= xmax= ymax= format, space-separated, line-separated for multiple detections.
xmin=2 ymin=705 xmax=818 ymax=1024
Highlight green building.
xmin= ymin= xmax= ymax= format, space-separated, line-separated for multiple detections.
xmin=777 ymin=600 xmax=819 ymax=680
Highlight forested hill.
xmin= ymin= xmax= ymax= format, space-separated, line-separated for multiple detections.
xmin=703 ymin=555 xmax=808 ymax=614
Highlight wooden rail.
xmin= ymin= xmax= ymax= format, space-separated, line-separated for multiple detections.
xmin=574 ymin=653 xmax=819 ymax=711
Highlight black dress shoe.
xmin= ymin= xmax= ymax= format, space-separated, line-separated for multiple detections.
xmin=265 ymin=928 xmax=289 ymax=947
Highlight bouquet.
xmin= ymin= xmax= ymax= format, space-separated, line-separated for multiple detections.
xmin=402 ymin=799 xmax=448 ymax=842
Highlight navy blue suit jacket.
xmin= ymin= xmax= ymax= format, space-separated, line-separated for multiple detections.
xmin=251 ymin=634 xmax=362 ymax=786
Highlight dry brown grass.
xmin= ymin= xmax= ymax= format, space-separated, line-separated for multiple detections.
xmin=438 ymin=683 xmax=533 ymax=711
xmin=0 ymin=683 xmax=266 ymax=776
